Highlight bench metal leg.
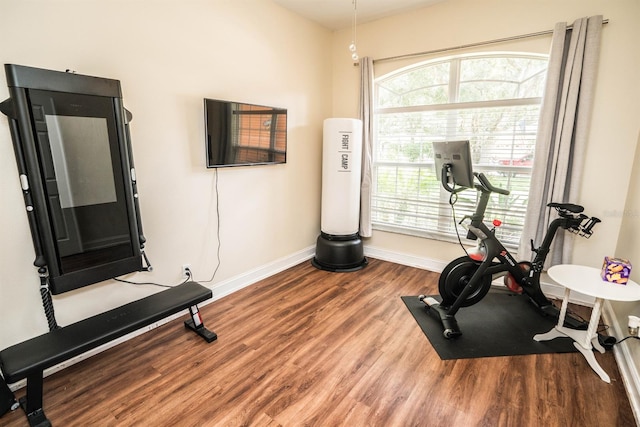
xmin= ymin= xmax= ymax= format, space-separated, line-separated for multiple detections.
xmin=184 ymin=304 xmax=217 ymax=343
xmin=19 ymin=370 xmax=51 ymax=427
xmin=1 ymin=374 xmax=19 ymax=414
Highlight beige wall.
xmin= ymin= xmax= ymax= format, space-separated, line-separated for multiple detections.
xmin=611 ymin=131 xmax=640 ymax=374
xmin=0 ymin=0 xmax=331 ymax=348
xmin=331 ymin=0 xmax=640 ymax=272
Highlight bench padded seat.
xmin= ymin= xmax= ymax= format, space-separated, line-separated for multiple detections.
xmin=0 ymin=281 xmax=211 ymax=384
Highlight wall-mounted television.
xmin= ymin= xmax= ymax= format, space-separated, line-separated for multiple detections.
xmin=204 ymin=98 xmax=287 ymax=168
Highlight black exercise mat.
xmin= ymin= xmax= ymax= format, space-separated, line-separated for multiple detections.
xmin=402 ymin=289 xmax=577 ymax=360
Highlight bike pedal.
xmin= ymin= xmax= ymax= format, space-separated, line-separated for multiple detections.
xmin=421 ymin=296 xmax=440 ymax=307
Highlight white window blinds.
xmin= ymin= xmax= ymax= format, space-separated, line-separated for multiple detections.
xmin=372 ymin=54 xmax=548 ymax=248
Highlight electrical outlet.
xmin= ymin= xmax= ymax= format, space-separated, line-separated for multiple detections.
xmin=629 ymin=315 xmax=640 ymax=336
xmin=182 ymin=264 xmax=192 ymax=280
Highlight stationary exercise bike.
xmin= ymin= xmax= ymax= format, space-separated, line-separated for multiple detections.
xmin=421 ymin=161 xmax=601 ymax=339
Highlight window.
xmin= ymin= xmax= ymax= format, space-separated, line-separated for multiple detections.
xmin=234 ymin=104 xmax=287 ymax=164
xmin=372 ymin=53 xmax=548 ymax=247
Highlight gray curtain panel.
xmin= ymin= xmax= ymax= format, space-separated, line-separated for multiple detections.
xmin=518 ymin=15 xmax=603 ymax=267
xmin=359 ymin=56 xmax=374 ymax=238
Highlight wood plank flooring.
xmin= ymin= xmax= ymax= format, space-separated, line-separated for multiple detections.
xmin=1 ymin=258 xmax=636 ymax=426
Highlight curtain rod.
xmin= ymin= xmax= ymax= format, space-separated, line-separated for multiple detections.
xmin=368 ymin=18 xmax=608 ymax=65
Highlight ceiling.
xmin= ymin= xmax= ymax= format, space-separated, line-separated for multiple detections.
xmin=272 ymin=0 xmax=445 ymax=31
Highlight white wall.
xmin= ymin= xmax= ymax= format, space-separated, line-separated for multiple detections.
xmin=331 ymin=0 xmax=640 ymax=274
xmin=0 ymin=0 xmax=331 ymax=348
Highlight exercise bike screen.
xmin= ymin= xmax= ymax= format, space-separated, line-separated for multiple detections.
xmin=433 ymin=140 xmax=475 ymax=189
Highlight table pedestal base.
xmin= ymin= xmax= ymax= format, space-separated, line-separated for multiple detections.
xmin=534 ymin=326 xmax=609 ymax=383
xmin=533 ymin=288 xmax=610 ymax=383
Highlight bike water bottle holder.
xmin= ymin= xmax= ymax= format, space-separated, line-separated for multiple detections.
xmin=456 ymin=215 xmax=477 ymax=240
xmin=467 ymin=224 xmax=488 ymax=240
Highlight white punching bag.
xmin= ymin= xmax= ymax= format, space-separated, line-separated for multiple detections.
xmin=312 ymin=118 xmax=367 ymax=272
xmin=321 ymin=118 xmax=363 ymax=235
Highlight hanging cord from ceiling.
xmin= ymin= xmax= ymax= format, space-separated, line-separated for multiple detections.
xmin=349 ymin=0 xmax=359 ymax=61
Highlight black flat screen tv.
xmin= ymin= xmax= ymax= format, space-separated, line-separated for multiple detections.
xmin=204 ymin=98 xmax=287 ymax=168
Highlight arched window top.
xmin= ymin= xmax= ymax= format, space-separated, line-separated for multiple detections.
xmin=376 ymin=53 xmax=548 ymax=109
xmin=372 ymin=52 xmax=549 ymax=247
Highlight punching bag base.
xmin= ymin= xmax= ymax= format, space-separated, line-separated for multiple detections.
xmin=312 ymin=233 xmax=368 ymax=272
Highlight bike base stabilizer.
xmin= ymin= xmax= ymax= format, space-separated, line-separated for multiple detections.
xmin=419 ymin=295 xmax=462 ymax=339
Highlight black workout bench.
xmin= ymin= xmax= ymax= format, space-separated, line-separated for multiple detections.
xmin=0 ymin=281 xmax=216 ymax=427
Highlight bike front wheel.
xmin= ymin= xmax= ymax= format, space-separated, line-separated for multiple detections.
xmin=439 ymin=256 xmax=492 ymax=307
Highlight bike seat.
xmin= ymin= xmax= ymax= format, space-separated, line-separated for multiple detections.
xmin=548 ymin=202 xmax=584 ymax=213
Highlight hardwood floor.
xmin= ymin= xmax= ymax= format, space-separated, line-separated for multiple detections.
xmin=1 ymin=258 xmax=636 ymax=426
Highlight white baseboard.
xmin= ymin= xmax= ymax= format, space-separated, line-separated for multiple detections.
xmin=363 ymin=245 xmax=449 ymax=272
xmin=603 ymin=300 xmax=640 ymax=425
xmin=364 ymin=244 xmax=596 ymax=304
xmin=8 ymin=246 xmax=316 ymax=392
xmin=204 ymin=246 xmax=316 ymax=302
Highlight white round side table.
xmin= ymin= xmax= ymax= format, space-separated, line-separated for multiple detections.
xmin=534 ymin=264 xmax=640 ymax=383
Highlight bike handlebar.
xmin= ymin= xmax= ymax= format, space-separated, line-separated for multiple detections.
xmin=581 ymin=216 xmax=601 ymax=235
xmin=474 ymin=172 xmax=510 ymax=196
xmin=440 ymin=163 xmax=470 ymax=194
